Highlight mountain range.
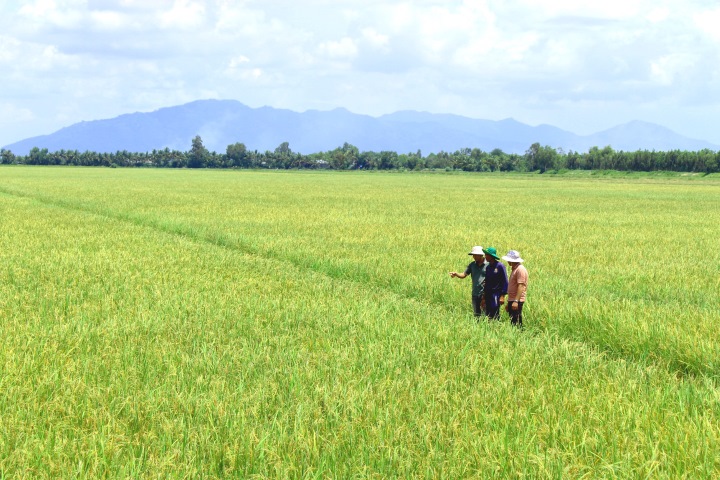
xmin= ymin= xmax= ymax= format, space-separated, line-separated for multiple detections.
xmin=4 ymin=99 xmax=718 ymax=156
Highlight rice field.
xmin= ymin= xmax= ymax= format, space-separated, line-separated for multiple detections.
xmin=1 ymin=166 xmax=719 ymax=478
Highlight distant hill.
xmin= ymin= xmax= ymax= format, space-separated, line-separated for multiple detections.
xmin=3 ymin=99 xmax=718 ymax=155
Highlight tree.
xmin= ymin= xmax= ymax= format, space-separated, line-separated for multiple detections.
xmin=359 ymin=151 xmax=379 ymax=169
xmin=226 ymin=142 xmax=248 ymax=168
xmin=427 ymin=151 xmax=451 ymax=170
xmin=452 ymin=148 xmax=474 ymax=171
xmin=482 ymin=155 xmax=500 ymax=172
xmin=697 ymin=149 xmax=719 ymax=173
xmin=537 ymin=145 xmax=559 ymax=173
xmin=379 ymin=151 xmax=399 ymax=169
xmin=0 ymin=149 xmax=15 ymax=165
xmin=525 ymin=143 xmax=559 ymax=173
xmin=326 ymin=142 xmax=358 ymax=170
xmin=566 ymin=150 xmax=580 ymax=170
xmin=188 ymin=135 xmax=209 ymax=168
xmin=524 ymin=143 xmax=540 ymax=171
xmin=329 ymin=149 xmax=348 ymax=170
xmin=340 ymin=142 xmax=359 ymax=169
xmin=598 ymin=146 xmax=616 ymax=170
xmin=274 ymin=142 xmax=291 ymax=156
xmin=405 ymin=150 xmax=424 ymax=170
xmin=27 ymin=147 xmax=49 ymax=165
xmin=269 ymin=142 xmax=292 ymax=168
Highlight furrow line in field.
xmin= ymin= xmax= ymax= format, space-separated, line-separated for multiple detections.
xmin=0 ymin=186 xmax=466 ymax=317
xmin=2 ymin=186 xmax=717 ymax=385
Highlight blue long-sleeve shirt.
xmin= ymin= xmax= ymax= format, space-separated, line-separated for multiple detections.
xmin=484 ymin=261 xmax=508 ymax=297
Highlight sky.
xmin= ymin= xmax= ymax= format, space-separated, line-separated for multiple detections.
xmin=1 ymin=0 xmax=720 ymax=148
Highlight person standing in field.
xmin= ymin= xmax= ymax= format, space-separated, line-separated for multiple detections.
xmin=503 ymin=250 xmax=528 ymax=328
xmin=449 ymin=246 xmax=488 ymax=318
xmin=482 ymin=247 xmax=508 ymax=320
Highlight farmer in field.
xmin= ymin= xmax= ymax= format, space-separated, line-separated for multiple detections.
xmin=503 ymin=250 xmax=528 ymax=328
xmin=482 ymin=247 xmax=508 ymax=320
xmin=449 ymin=246 xmax=488 ymax=317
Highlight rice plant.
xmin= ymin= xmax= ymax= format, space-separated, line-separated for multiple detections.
xmin=0 ymin=166 xmax=719 ymax=478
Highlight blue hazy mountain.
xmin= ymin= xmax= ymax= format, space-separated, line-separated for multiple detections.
xmin=3 ymin=99 xmax=717 ymax=155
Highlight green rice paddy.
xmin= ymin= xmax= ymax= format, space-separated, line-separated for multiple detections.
xmin=1 ymin=167 xmax=719 ymax=478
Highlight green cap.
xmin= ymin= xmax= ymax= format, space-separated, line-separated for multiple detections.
xmin=482 ymin=247 xmax=501 ymax=260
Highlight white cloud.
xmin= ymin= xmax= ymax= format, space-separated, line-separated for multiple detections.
xmin=247 ymin=68 xmax=263 ymax=80
xmin=215 ymin=4 xmax=273 ymax=35
xmin=228 ymin=55 xmax=250 ymax=68
xmin=88 ymin=9 xmax=133 ymax=30
xmin=650 ymin=54 xmax=698 ymax=86
xmin=0 ymin=102 xmax=41 ymax=148
xmin=318 ymin=37 xmax=358 ymax=60
xmin=646 ymin=7 xmax=670 ymax=23
xmin=158 ymin=0 xmax=206 ymax=29
xmin=2 ymin=0 xmax=720 ymax=146
xmin=0 ymin=37 xmax=82 ymax=73
xmin=18 ymin=0 xmax=59 ymax=17
xmin=0 ymin=103 xmax=35 ymax=122
xmin=117 ymin=0 xmax=173 ymax=9
xmin=361 ymin=28 xmax=389 ymax=50
xmin=225 ymin=57 xmax=264 ymax=81
xmin=18 ymin=0 xmax=85 ymax=29
xmin=694 ymin=7 xmax=720 ymax=41
xmin=0 ymin=35 xmax=22 ymax=63
xmin=516 ymin=0 xmax=644 ymax=20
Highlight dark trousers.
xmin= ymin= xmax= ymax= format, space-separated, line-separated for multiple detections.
xmin=472 ymin=295 xmax=485 ymax=317
xmin=507 ymin=302 xmax=524 ymax=327
xmin=485 ymin=293 xmax=501 ymax=320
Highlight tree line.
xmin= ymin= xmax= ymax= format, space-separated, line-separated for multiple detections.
xmin=1 ymin=135 xmax=719 ymax=173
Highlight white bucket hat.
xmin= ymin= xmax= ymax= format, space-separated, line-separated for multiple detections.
xmin=468 ymin=246 xmax=484 ymax=256
xmin=502 ymin=250 xmax=524 ymax=263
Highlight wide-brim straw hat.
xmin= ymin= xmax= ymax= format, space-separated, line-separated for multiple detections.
xmin=468 ymin=246 xmax=484 ymax=255
xmin=502 ymin=250 xmax=524 ymax=263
